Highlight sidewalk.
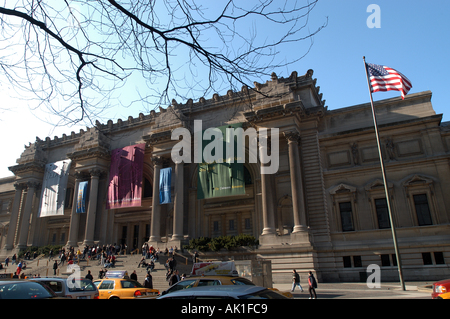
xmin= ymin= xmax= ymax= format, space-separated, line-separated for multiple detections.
xmin=273 ymin=281 xmax=433 ymax=299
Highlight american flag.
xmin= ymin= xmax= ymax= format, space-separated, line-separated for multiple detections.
xmin=366 ymin=63 xmax=412 ymax=100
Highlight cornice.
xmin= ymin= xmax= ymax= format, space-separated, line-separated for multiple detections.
xmin=67 ymin=146 xmax=110 ymax=162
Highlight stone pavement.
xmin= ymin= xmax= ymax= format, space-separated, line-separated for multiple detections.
xmin=273 ymin=282 xmax=433 ymax=299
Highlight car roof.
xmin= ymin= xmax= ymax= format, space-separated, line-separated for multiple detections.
xmin=188 ymin=275 xmax=241 ymax=279
xmin=158 ymin=285 xmax=265 ymax=298
xmin=0 ymin=279 xmax=32 ymax=284
xmin=33 ymin=277 xmax=92 ymax=282
xmin=94 ymin=278 xmax=131 ymax=281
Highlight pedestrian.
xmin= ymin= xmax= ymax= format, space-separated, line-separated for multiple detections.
xmin=168 ymin=257 xmax=174 ymax=272
xmin=193 ymin=251 xmax=199 ymax=263
xmin=59 ymin=252 xmax=67 ymax=266
xmin=76 ymin=249 xmax=82 ymax=263
xmin=53 ymin=260 xmax=58 ymax=276
xmin=85 ymin=270 xmax=93 ymax=281
xmin=168 ymin=270 xmax=180 ymax=286
xmin=146 ymin=259 xmax=154 ymax=273
xmin=144 ymin=273 xmax=153 ymax=289
xmin=130 ymin=270 xmax=137 ymax=281
xmin=291 ymin=269 xmax=303 ymax=292
xmin=17 ymin=261 xmax=23 ymax=275
xmin=5 ymin=257 xmax=9 ymax=267
xmin=308 ymin=271 xmax=317 ymax=299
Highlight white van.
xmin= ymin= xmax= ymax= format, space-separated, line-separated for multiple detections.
xmin=32 ymin=277 xmax=99 ymax=299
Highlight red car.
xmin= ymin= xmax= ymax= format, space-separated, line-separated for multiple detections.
xmin=432 ymin=279 xmax=450 ymax=299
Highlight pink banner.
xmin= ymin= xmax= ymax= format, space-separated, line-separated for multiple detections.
xmin=106 ymin=143 xmax=145 ymax=209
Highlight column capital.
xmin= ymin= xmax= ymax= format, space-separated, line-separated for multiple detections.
xmin=13 ymin=182 xmax=26 ymax=191
xmin=284 ymin=131 xmax=301 ymax=143
xmin=151 ymin=156 xmax=163 ymax=166
xmin=26 ymin=181 xmax=41 ymax=190
xmin=89 ymin=168 xmax=104 ymax=177
xmin=74 ymin=171 xmax=87 ymax=181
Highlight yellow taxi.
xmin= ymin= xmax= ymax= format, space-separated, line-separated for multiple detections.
xmin=160 ymin=275 xmax=293 ymax=298
xmin=93 ymin=271 xmax=159 ymax=299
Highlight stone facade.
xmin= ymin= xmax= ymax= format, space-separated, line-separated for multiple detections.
xmin=1 ymin=70 xmax=449 ymax=283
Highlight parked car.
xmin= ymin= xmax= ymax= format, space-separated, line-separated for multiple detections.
xmin=93 ymin=278 xmax=159 ymax=299
xmin=157 ymin=285 xmax=289 ymax=299
xmin=0 ymin=279 xmax=59 ymax=299
xmin=33 ymin=277 xmax=99 ymax=299
xmin=432 ymin=279 xmax=450 ymax=299
xmin=161 ymin=275 xmax=293 ymax=298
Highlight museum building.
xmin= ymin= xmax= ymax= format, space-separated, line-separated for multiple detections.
xmin=1 ymin=70 xmax=449 ymax=283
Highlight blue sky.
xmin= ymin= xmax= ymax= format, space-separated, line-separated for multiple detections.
xmin=1 ymin=0 xmax=449 ymax=177
xmin=293 ymin=0 xmax=449 ymax=113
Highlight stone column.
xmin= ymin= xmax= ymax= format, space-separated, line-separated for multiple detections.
xmin=149 ymin=156 xmax=162 ymax=242
xmin=67 ymin=173 xmax=83 ymax=247
xmin=83 ymin=169 xmax=102 ymax=246
xmin=17 ymin=181 xmax=40 ymax=249
xmin=259 ymin=136 xmax=276 ymax=236
xmin=172 ymin=162 xmax=184 ymax=241
xmin=4 ymin=183 xmax=25 ymax=250
xmin=285 ymin=132 xmax=308 ymax=232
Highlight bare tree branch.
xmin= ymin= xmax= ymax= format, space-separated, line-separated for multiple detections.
xmin=0 ymin=0 xmax=326 ymax=126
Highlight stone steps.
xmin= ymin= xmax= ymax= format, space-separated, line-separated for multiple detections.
xmin=14 ymin=251 xmax=194 ymax=293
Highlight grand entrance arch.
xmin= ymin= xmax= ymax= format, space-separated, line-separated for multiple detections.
xmin=187 ymin=163 xmax=261 ymax=240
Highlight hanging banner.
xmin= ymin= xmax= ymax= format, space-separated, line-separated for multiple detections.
xmin=106 ymin=143 xmax=145 ymax=209
xmin=76 ymin=181 xmax=88 ymax=213
xmin=38 ymin=159 xmax=72 ymax=217
xmin=197 ymin=123 xmax=245 ymax=199
xmin=159 ymin=167 xmax=172 ymax=204
xmin=191 ymin=261 xmax=237 ymax=276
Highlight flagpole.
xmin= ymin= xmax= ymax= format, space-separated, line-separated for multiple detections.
xmin=363 ymin=56 xmax=406 ymax=291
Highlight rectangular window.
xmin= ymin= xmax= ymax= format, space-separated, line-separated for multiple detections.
xmin=391 ymin=254 xmax=398 ymax=267
xmin=343 ymin=256 xmax=352 ymax=268
xmin=375 ymin=198 xmax=391 ymax=229
xmin=381 ymin=254 xmax=390 ymax=267
xmin=422 ymin=252 xmax=433 ymax=265
xmin=434 ymin=252 xmax=445 ymax=265
xmin=229 ymin=220 xmax=235 ymax=231
xmin=339 ymin=202 xmax=354 ymax=232
xmin=353 ymin=256 xmax=362 ymax=268
xmin=413 ymin=194 xmax=433 ymax=226
xmin=245 ymin=218 xmax=251 ymax=230
xmin=213 ymin=221 xmax=219 ymax=232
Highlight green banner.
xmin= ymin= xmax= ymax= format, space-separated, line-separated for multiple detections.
xmin=197 ymin=123 xmax=245 ymax=199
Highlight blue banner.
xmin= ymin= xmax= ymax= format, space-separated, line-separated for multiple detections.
xmin=159 ymin=167 xmax=172 ymax=204
xmin=76 ymin=181 xmax=88 ymax=213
